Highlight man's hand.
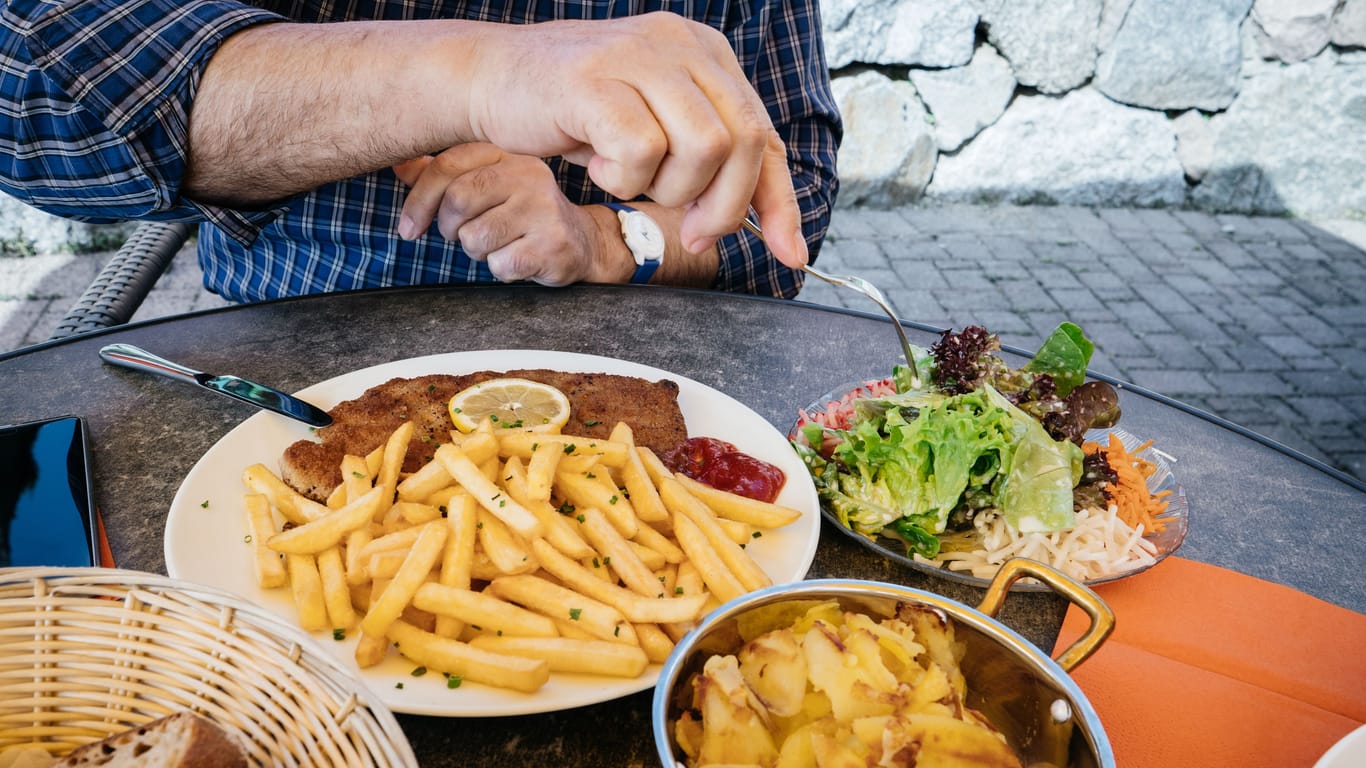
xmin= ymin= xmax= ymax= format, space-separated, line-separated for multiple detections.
xmin=462 ymin=13 xmax=807 ymax=269
xmin=392 ymin=145 xmax=600 ymax=286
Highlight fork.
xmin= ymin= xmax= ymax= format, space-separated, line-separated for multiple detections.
xmin=741 ymin=218 xmax=923 ymax=389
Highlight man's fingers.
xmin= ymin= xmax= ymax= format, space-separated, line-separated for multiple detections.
xmin=397 ymin=144 xmax=505 ymax=240
xmin=580 ymin=81 xmax=667 ymax=201
xmin=745 ymin=131 xmax=807 ymax=269
xmin=392 ymin=156 xmax=434 ymax=187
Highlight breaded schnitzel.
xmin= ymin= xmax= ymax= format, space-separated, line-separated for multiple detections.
xmin=280 ymin=369 xmax=687 ymax=501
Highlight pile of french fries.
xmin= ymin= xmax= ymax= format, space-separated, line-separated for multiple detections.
xmin=240 ymin=418 xmax=802 ymax=694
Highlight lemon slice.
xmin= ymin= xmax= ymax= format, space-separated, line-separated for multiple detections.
xmin=448 ymin=378 xmax=571 ymax=434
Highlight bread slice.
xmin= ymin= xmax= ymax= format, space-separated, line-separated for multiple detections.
xmin=54 ymin=712 xmax=246 ymax=768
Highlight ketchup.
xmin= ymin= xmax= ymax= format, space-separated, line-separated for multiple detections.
xmin=662 ymin=437 xmax=786 ymax=503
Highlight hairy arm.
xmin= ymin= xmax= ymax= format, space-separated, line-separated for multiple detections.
xmin=184 ymin=20 xmax=474 ymax=205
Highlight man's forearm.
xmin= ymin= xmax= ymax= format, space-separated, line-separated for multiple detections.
xmin=183 ymin=20 xmax=476 ymax=205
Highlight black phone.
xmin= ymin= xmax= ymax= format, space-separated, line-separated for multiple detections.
xmin=0 ymin=416 xmax=100 ymax=568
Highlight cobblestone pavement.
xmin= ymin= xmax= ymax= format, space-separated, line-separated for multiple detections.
xmin=3 ymin=203 xmax=1363 ymax=482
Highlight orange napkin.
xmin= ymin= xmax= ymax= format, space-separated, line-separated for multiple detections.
xmin=1053 ymin=556 xmax=1366 ymax=768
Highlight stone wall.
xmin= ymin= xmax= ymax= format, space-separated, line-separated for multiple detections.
xmin=827 ymin=0 xmax=1366 ymax=220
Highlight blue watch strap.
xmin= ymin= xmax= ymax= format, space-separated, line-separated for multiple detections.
xmin=600 ymin=203 xmax=660 ymax=285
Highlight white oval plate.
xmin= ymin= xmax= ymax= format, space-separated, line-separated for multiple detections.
xmin=165 ymin=350 xmax=820 ymax=717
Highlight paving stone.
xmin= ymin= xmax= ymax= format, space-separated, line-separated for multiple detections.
xmin=936 ymin=267 xmax=997 ymax=290
xmin=1282 ymin=370 xmax=1358 ymax=397
xmin=1125 ymin=368 xmax=1219 ymax=397
xmin=1283 ymin=354 xmax=1348 ymax=371
xmin=1067 ymin=228 xmax=1132 ymax=257
xmin=1329 ymin=347 xmax=1366 ymax=377
xmin=1280 ymin=312 xmax=1349 ymax=346
xmin=1256 ymin=216 xmax=1313 ymax=244
xmin=1286 ymin=395 xmax=1359 ymax=425
xmin=857 ymin=208 xmax=924 ymax=239
xmin=1202 ymin=238 xmax=1258 ymax=268
xmin=829 ymin=239 xmax=888 ymax=270
xmin=1165 ymin=311 xmax=1234 ymax=346
xmin=1205 ymin=371 xmax=1297 ymax=396
xmin=1132 ymin=283 xmax=1198 ymax=314
xmin=1259 ymin=333 xmax=1319 ymax=358
xmin=1140 ymin=333 xmax=1215 ymax=369
xmin=1045 ymin=287 xmax=1105 ymax=313
xmin=1152 ymin=229 xmax=1205 ymax=254
xmin=995 ymin=278 xmax=1059 ymax=311
xmin=1077 ymin=321 xmax=1149 ymax=356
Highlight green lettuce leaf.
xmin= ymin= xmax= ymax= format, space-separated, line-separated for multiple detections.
xmin=1023 ymin=322 xmax=1094 ymax=397
xmin=982 ymin=385 xmax=1081 ymax=532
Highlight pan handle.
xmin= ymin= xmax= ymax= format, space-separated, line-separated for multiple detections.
xmin=976 ymin=557 xmax=1115 ymax=673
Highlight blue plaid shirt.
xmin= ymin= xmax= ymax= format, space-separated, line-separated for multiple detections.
xmin=1 ymin=0 xmax=840 ymax=300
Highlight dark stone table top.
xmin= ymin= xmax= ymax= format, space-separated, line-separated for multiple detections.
xmin=2 ymin=284 xmax=1361 ymax=766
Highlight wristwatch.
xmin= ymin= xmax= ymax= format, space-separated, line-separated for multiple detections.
xmin=601 ymin=203 xmax=665 ymax=284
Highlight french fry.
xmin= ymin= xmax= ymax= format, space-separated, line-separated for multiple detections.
xmin=670 ymin=509 xmax=745 ymax=604
xmin=341 ymin=454 xmax=373 ymax=502
xmin=661 ymin=476 xmax=771 ymax=593
xmin=360 ymin=521 xmax=448 ymax=639
xmin=354 ymin=630 xmax=389 ymax=668
xmin=243 ymin=493 xmax=287 ymax=588
xmin=457 ymin=431 xmax=500 ymax=465
xmin=524 ymin=439 xmax=561 ymax=502
xmin=671 ymin=473 xmax=802 ymax=528
xmin=358 ymin=524 xmax=427 ymax=562
xmin=326 ymin=483 xmax=346 ymax=509
xmin=633 ymin=622 xmax=676 ymax=664
xmin=395 ymin=501 xmax=442 ymax=525
xmin=628 ymin=540 xmax=668 ymax=571
xmin=316 ymin=546 xmax=356 ymax=630
xmin=635 ymin=446 xmax=672 ymax=487
xmin=528 ymin=538 xmax=709 ymax=625
xmin=499 ymin=432 xmax=630 ymax=467
xmin=486 ymin=574 xmax=636 ymax=645
xmin=556 ymin=469 xmax=637 ymax=538
xmin=374 ymin=421 xmax=415 ymax=521
xmin=242 ymin=463 xmax=329 ymax=524
xmin=502 ymin=457 xmax=594 ymax=559
xmin=576 ymin=506 xmax=658 ymax=597
xmin=366 ymin=550 xmax=406 ymax=580
xmin=413 ymin=583 xmax=559 ymax=639
xmin=477 ymin=507 xmax=537 ymax=575
xmin=435 ymin=443 xmax=543 ymax=539
xmin=286 ymin=553 xmax=328 ymax=631
xmin=467 ymin=636 xmax=649 ymax=678
xmin=386 ymin=619 xmax=549 ymax=693
xmin=267 ymin=486 xmax=384 ymax=555
xmin=435 ymin=491 xmax=479 ymax=638
xmin=395 ymin=457 xmax=453 ymax=503
xmin=632 ymin=519 xmax=686 ymax=564
xmin=716 ymin=517 xmax=759 ymax=546
xmin=609 ymin=422 xmax=669 ymax=523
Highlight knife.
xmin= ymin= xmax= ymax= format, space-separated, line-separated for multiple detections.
xmin=98 ymin=343 xmax=332 ymax=428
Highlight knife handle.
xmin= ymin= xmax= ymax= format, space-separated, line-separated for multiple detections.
xmin=99 ymin=343 xmax=204 ymax=386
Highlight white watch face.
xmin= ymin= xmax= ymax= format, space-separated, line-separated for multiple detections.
xmin=620 ymin=211 xmax=666 ymax=263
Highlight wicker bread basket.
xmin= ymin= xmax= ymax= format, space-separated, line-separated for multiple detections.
xmin=0 ymin=567 xmax=417 ymax=766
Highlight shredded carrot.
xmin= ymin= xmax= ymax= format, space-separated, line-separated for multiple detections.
xmin=1082 ymin=434 xmax=1171 ymax=533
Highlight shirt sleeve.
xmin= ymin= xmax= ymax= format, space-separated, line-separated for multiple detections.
xmin=712 ymin=0 xmax=842 ymax=299
xmin=1 ymin=0 xmax=285 ymax=240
